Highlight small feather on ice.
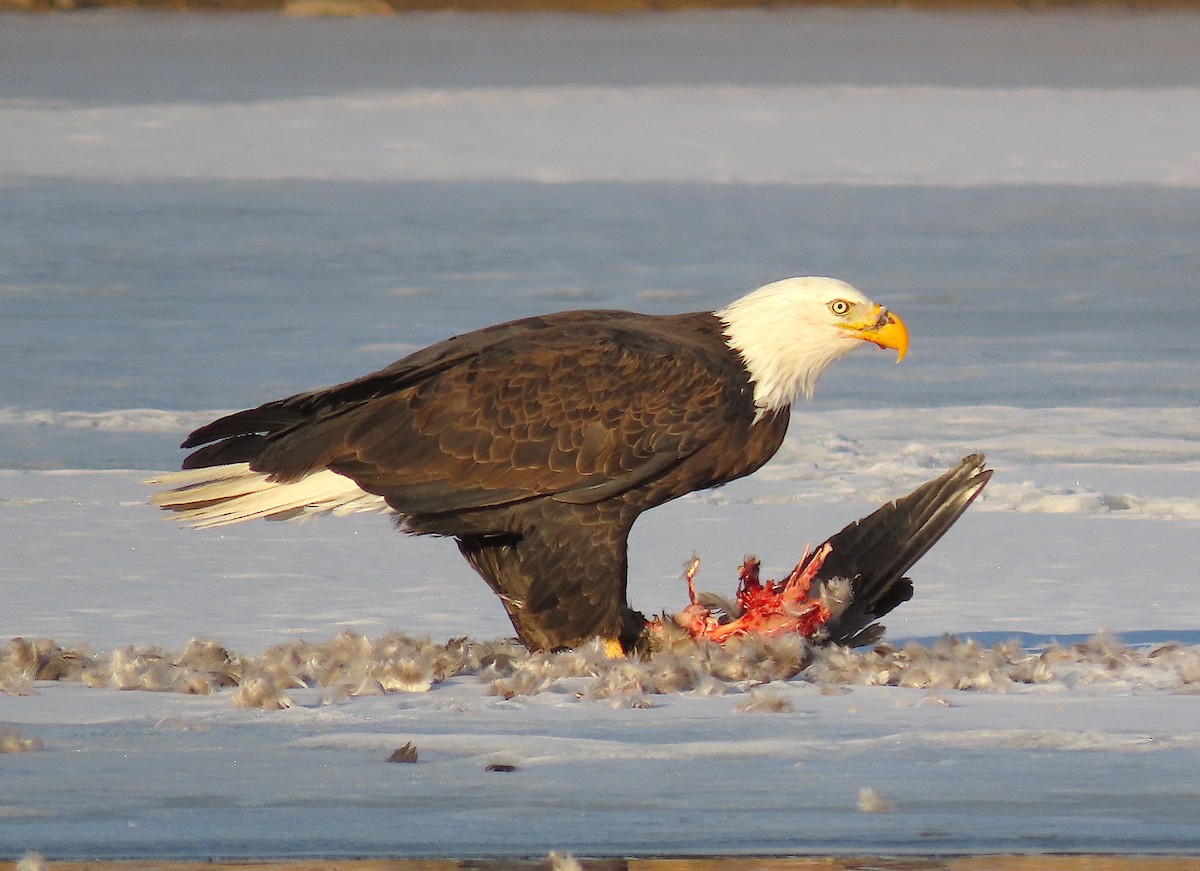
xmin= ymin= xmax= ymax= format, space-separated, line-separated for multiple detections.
xmin=857 ymin=786 xmax=894 ymax=813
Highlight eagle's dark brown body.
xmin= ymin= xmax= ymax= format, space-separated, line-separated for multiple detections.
xmin=177 ymin=310 xmax=788 ymax=651
xmin=156 ymin=277 xmax=926 ymax=652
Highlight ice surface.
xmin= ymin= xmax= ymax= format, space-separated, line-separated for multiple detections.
xmin=5 ymin=85 xmax=1200 ymax=186
xmin=2 ymin=8 xmax=1200 ymax=861
xmin=3 ymin=183 xmax=1198 ymax=472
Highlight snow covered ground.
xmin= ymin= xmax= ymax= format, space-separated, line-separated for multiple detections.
xmin=2 ymin=8 xmax=1200 ymax=861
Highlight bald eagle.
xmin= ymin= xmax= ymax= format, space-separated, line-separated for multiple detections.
xmin=152 ymin=277 xmax=926 ymax=653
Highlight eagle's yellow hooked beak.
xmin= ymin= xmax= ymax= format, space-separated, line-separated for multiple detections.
xmin=845 ymin=305 xmax=908 ymax=362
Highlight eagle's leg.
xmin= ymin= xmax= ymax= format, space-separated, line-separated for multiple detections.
xmin=455 ymin=504 xmax=640 ymax=653
xmin=454 ymin=532 xmax=549 ymax=650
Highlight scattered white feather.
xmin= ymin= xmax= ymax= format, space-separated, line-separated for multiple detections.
xmin=16 ymin=852 xmax=48 ymax=871
xmin=857 ymin=787 xmax=894 ymax=813
xmin=0 ymin=727 xmax=44 ymax=754
xmin=548 ymin=851 xmax=584 ymax=871
xmin=732 ymin=690 xmax=794 ymax=713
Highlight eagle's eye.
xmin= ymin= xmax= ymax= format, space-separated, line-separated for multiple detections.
xmin=829 ymin=299 xmax=851 ymax=317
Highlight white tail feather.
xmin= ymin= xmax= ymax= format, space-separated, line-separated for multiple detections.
xmin=147 ymin=463 xmax=390 ymax=529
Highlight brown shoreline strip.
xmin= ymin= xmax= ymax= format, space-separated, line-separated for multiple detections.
xmin=6 ymin=0 xmax=1200 ymax=13
xmin=6 ymin=856 xmax=1200 ymax=871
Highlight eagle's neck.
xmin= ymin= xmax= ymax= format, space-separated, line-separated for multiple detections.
xmin=715 ymin=288 xmax=853 ymax=418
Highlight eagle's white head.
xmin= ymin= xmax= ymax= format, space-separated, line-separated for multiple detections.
xmin=716 ymin=276 xmax=908 ymax=416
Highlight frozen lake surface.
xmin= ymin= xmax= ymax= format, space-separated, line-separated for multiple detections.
xmin=2 ymin=8 xmax=1199 ymax=862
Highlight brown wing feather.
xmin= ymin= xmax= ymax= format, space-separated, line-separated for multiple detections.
xmin=817 ymin=454 xmax=992 ymax=647
xmin=181 ymin=310 xmax=757 ymax=524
